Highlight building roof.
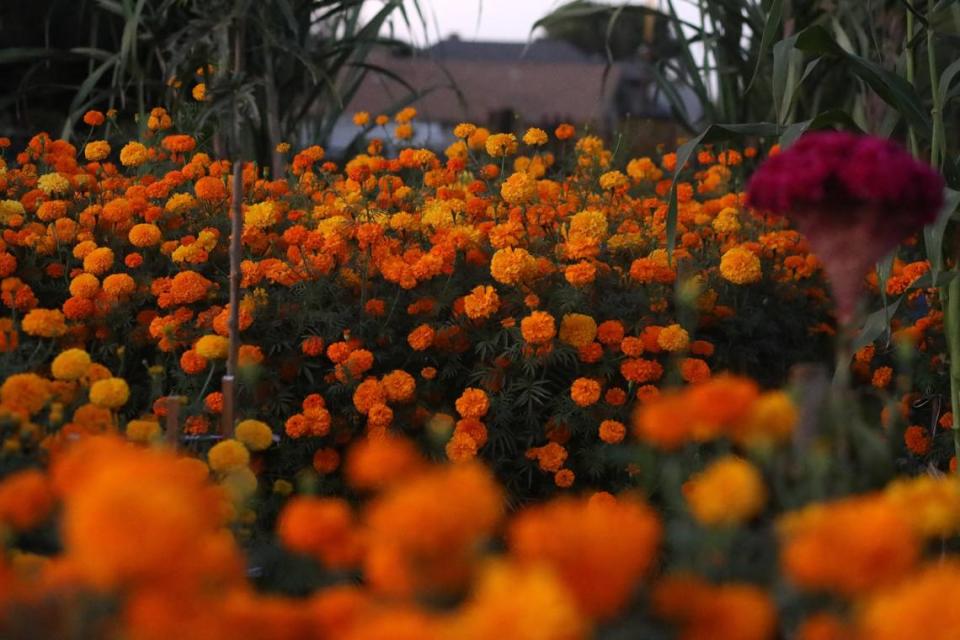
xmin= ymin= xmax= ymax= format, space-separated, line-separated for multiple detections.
xmin=347 ymin=39 xmax=624 ymax=128
xmin=425 ymin=37 xmax=605 ymax=64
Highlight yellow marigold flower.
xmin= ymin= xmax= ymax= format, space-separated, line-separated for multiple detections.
xmin=0 ymin=200 xmax=25 ymax=224
xmin=83 ymin=140 xmax=111 ymax=162
xmin=720 ymin=246 xmax=762 ymax=285
xmin=165 ymin=192 xmax=197 ymax=213
xmin=558 ymin=313 xmax=597 ymax=348
xmin=570 ymin=377 xmax=601 ymax=407
xmin=37 ymin=173 xmax=70 ymax=196
xmin=0 ymin=373 xmax=51 ymax=415
xmin=128 ymin=223 xmax=162 ymax=248
xmin=119 ymin=141 xmax=149 ymax=167
xmin=394 ymin=123 xmax=413 ymax=140
xmin=522 ymin=127 xmax=548 ymax=146
xmin=352 ymin=111 xmax=370 ymax=127
xmin=21 ymin=308 xmax=68 ymax=338
xmin=490 ymin=247 xmax=535 ymax=286
xmin=598 ymin=170 xmax=629 ymax=190
xmin=454 ymin=122 xmax=477 ymax=139
xmin=394 ymin=106 xmax=417 ymax=123
xmin=485 ymin=133 xmax=518 ymax=157
xmin=275 ymin=142 xmax=291 ymax=154
xmin=89 ymin=377 xmax=130 ymax=409
xmin=521 ymin=310 xmax=556 ymax=345
xmin=126 ymin=419 xmax=161 ymax=443
xmin=221 ymin=467 xmax=258 ymax=504
xmin=208 ymin=438 xmax=250 ymax=472
xmin=51 ymin=348 xmax=92 ymax=381
xmin=461 ymin=286 xmax=500 ymax=322
xmin=191 ymin=82 xmax=207 ymax=101
xmin=235 ymin=419 xmax=274 ymax=451
xmin=885 ymin=475 xmax=960 ymax=539
xmin=684 ymin=456 xmax=767 ymax=527
xmin=740 ymin=390 xmax=797 ymax=444
xmin=712 ymin=207 xmax=741 ymax=234
xmin=244 ymin=202 xmax=276 ymax=230
xmin=626 ymin=157 xmax=663 ymax=182
xmin=657 ymin=324 xmax=690 ymax=352
xmin=500 ymin=171 xmax=537 ymax=205
xmin=568 ymin=209 xmax=608 ymax=241
xmin=194 ymin=335 xmax=229 ymax=360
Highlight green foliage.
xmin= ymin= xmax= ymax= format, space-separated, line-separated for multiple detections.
xmin=0 ymin=0 xmax=425 ymax=169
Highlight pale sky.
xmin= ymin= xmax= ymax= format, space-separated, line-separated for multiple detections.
xmin=367 ymin=0 xmax=695 ymax=45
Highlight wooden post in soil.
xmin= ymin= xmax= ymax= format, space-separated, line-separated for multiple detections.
xmin=165 ymin=396 xmax=180 ymax=449
xmin=221 ymin=16 xmax=244 ymax=439
xmin=221 ymin=163 xmax=242 ymax=438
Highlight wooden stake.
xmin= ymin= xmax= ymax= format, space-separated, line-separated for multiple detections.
xmin=165 ymin=396 xmax=180 ymax=449
xmin=222 ymin=161 xmax=242 ymax=439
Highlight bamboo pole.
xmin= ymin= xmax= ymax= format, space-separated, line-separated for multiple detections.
xmin=165 ymin=396 xmax=180 ymax=449
xmin=222 ymin=162 xmax=242 ymax=439
xmin=221 ymin=16 xmax=244 ymax=439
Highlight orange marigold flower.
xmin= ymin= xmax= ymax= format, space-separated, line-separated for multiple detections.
xmin=161 ymin=134 xmax=196 ymax=154
xmin=558 ymin=313 xmax=597 ymax=348
xmin=407 ymin=324 xmax=435 ymax=351
xmin=382 ymin=370 xmax=416 ymax=403
xmin=872 ymin=366 xmax=893 ymax=389
xmin=657 ymin=323 xmax=690 ymax=352
xmin=0 ymin=469 xmax=54 ymax=531
xmin=82 ymin=247 xmax=115 ymax=275
xmin=520 ymin=310 xmax=556 ymax=345
xmin=778 ymin=493 xmax=919 ymax=596
xmin=904 ymin=424 xmax=932 ymax=456
xmin=652 ymin=575 xmax=777 ymax=640
xmin=22 ymin=308 xmax=68 ymax=338
xmin=509 ymin=494 xmax=661 ymax=619
xmin=490 ymin=247 xmax=535 ymax=285
xmin=554 ymin=469 xmax=575 ymax=488
xmin=301 ymin=335 xmax=325 ymax=357
xmin=525 ymin=442 xmax=568 ymax=473
xmin=570 ymin=378 xmax=601 ymax=407
xmin=195 ymin=176 xmax=227 ymax=201
xmin=83 ymin=110 xmax=105 ymax=126
xmin=599 ymin=419 xmax=626 ymax=444
xmin=313 ymin=448 xmax=340 ymax=474
xmin=455 ymin=387 xmax=490 ymax=419
xmin=463 ymin=285 xmax=500 ymax=320
xmin=683 ymin=456 xmax=767 ymax=527
xmin=555 ymin=123 xmax=576 ymax=140
xmin=277 ymin=497 xmax=360 ymax=569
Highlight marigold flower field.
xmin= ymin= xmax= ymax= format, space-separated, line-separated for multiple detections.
xmin=0 ymin=108 xmax=954 ymax=639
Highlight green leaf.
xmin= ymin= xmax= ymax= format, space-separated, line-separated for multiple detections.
xmin=0 ymin=48 xmax=57 ymax=65
xmin=852 ymin=297 xmax=903 ymax=352
xmin=939 ymin=57 xmax=960 ymax=107
xmin=924 ymin=187 xmax=960 ymax=286
xmin=794 ymin=25 xmax=931 ymax=135
xmin=929 ymin=0 xmax=960 ymax=36
xmin=745 ymin=0 xmax=783 ymax=94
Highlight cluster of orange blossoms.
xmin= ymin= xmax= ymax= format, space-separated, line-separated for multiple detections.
xmin=0 ymin=108 xmax=953 ymax=637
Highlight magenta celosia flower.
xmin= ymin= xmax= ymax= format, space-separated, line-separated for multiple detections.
xmin=746 ymin=131 xmax=944 ymax=323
